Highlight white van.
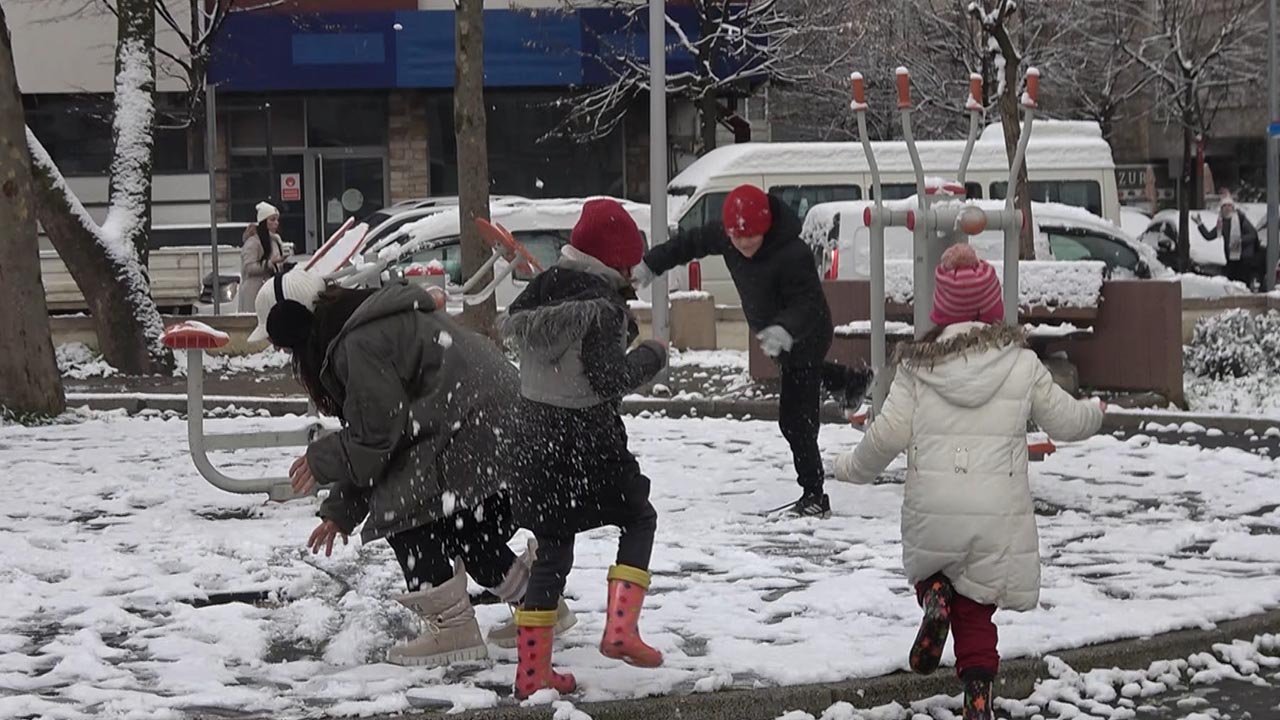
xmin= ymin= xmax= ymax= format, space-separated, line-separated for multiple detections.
xmin=667 ymin=120 xmax=1120 ymax=305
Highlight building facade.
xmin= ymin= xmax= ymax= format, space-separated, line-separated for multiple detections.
xmin=14 ymin=0 xmax=769 ymax=252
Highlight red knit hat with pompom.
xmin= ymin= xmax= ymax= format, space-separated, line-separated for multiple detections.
xmin=930 ymin=244 xmax=1004 ymax=327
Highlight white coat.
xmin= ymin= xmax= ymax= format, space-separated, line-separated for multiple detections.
xmin=835 ymin=322 xmax=1103 ymax=611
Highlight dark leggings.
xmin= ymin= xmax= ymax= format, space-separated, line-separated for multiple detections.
xmin=385 ymin=493 xmax=517 ymax=591
xmin=779 ymin=361 xmax=863 ymax=494
xmin=523 ymin=493 xmax=659 ymax=611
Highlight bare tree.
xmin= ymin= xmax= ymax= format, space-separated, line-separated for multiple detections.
xmin=1053 ymin=0 xmax=1152 ymax=144
xmin=550 ymin=0 xmax=849 ymax=152
xmin=455 ymin=0 xmax=495 ymax=336
xmin=1125 ymin=0 xmax=1265 ymax=271
xmin=26 ymin=0 xmax=171 ymax=374
xmin=0 ymin=3 xmax=64 ymax=419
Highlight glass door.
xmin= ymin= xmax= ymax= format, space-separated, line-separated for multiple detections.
xmin=304 ymin=149 xmax=387 ymax=252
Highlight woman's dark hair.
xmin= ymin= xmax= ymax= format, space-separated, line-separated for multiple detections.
xmin=256 ymin=219 xmax=274 ymax=263
xmin=290 ymin=287 xmax=378 ymax=418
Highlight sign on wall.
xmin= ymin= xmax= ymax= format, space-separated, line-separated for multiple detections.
xmin=281 ymin=173 xmax=302 ymax=202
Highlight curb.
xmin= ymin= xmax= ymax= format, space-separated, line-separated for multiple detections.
xmin=67 ymin=393 xmax=1280 ymax=437
xmin=395 ymin=610 xmax=1280 ymax=720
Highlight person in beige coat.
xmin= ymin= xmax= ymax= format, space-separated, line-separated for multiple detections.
xmin=239 ymin=201 xmax=285 ymax=312
xmin=835 ymin=244 xmax=1104 ymax=720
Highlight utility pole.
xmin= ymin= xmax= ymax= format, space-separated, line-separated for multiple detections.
xmin=649 ymin=0 xmax=670 ymax=353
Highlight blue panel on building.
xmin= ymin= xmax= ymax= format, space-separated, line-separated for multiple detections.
xmin=210 ymin=8 xmax=740 ymax=93
xmin=393 ymin=10 xmax=583 ymax=88
xmin=212 ymin=13 xmax=398 ymax=91
xmin=292 ymin=33 xmax=386 ymax=66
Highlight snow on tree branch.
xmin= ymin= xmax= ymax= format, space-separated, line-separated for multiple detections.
xmin=26 ymin=128 xmax=167 ymax=361
xmin=102 ymin=36 xmax=154 ymax=249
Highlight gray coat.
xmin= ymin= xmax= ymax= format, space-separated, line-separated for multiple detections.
xmin=306 ymin=283 xmax=519 ymax=541
xmin=239 ymin=229 xmax=284 ymax=312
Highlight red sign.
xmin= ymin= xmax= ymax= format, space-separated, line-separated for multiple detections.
xmin=280 ymin=173 xmax=301 ymax=202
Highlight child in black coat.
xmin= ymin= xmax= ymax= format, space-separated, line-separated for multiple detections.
xmin=501 ymin=198 xmax=668 ymax=699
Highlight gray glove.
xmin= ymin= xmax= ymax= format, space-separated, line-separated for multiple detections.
xmin=757 ymin=325 xmax=794 ymax=358
xmin=632 ymin=262 xmax=655 ymax=290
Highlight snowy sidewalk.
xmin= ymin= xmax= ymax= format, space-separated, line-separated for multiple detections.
xmin=2 ymin=412 xmax=1280 ymax=718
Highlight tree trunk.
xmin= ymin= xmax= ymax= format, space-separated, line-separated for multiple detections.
xmin=0 ymin=5 xmax=65 ymax=419
xmin=700 ymin=93 xmax=718 ymax=154
xmin=25 ymin=0 xmax=170 ymax=376
xmin=996 ymin=56 xmax=1035 ymax=260
xmin=109 ymin=0 xmax=156 ymax=268
xmin=455 ymin=0 xmax=495 ymax=336
xmin=29 ymin=146 xmax=170 ymax=375
xmin=1177 ymin=122 xmax=1195 ymax=273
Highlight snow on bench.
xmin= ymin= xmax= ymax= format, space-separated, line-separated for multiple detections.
xmin=878 ymin=259 xmax=1105 ymax=309
xmin=834 ymin=320 xmax=1095 ymax=339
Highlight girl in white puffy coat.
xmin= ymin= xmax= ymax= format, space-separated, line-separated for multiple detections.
xmin=836 ymin=244 xmax=1103 ymax=720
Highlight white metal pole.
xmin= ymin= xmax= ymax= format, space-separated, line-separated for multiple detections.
xmin=1268 ymin=0 xmax=1278 ymax=291
xmin=852 ymin=73 xmax=886 ymax=414
xmin=649 ymin=0 xmax=670 ymax=351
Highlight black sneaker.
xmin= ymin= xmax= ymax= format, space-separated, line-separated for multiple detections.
xmin=790 ymin=492 xmax=832 ymax=519
xmin=841 ymin=367 xmax=875 ymax=413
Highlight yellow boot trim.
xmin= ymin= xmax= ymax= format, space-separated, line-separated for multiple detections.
xmin=607 ymin=564 xmax=651 ymax=589
xmin=515 ymin=609 xmax=559 ymax=628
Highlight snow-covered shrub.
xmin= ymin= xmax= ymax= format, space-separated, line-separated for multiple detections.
xmin=1184 ymin=310 xmax=1280 ymax=379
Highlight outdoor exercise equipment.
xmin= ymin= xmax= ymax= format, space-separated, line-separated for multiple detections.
xmin=851 ymin=66 xmax=1057 ymax=460
xmin=852 ymin=66 xmax=1040 ymax=413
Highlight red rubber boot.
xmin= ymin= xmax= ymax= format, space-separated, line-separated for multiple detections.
xmin=599 ymin=565 xmax=663 ymax=668
xmin=513 ymin=609 xmax=576 ymax=700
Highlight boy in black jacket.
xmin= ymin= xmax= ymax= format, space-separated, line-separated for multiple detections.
xmin=636 ymin=184 xmax=871 ymax=518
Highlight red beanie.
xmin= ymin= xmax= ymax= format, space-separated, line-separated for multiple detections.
xmin=570 ymin=198 xmax=644 ymax=271
xmin=722 ymin=185 xmax=772 ymax=237
xmin=930 ymin=244 xmax=1005 ymax=327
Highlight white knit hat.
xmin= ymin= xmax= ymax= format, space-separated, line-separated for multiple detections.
xmin=256 ymin=201 xmax=280 ymax=224
xmin=247 ymin=268 xmax=327 ymax=343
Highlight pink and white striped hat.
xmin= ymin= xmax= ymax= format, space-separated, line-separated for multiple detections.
xmin=930 ymin=244 xmax=1004 ymax=327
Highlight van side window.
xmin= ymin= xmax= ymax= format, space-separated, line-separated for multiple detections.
xmin=677 ymin=192 xmax=730 ymax=233
xmin=989 ymin=181 xmax=1103 ymax=217
xmin=873 ymin=183 xmax=981 ymax=200
xmin=768 ymin=185 xmax=861 ymax=219
xmin=873 ymin=184 xmax=916 ymax=201
xmin=512 ymin=230 xmax=573 ymax=281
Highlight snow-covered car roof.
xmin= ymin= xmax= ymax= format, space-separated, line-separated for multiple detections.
xmin=670 ymin=120 xmax=1115 ymax=193
xmin=377 ymin=197 xmax=652 ymax=263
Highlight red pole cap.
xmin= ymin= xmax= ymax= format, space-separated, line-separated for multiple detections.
xmin=1023 ymin=68 xmax=1041 ymax=108
xmin=851 ymin=72 xmax=867 ymax=107
xmin=895 ymin=67 xmax=911 ymax=110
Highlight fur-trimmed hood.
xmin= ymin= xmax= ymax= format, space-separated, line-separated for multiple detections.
xmin=896 ymin=322 xmax=1028 ymax=409
xmin=500 ymin=248 xmax=632 ymax=363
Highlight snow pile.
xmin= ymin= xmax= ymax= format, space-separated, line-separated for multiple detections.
xmin=56 ymin=343 xmax=119 ymax=380
xmin=172 ymin=347 xmax=294 ymax=377
xmin=781 ymin=636 xmax=1280 ymax=719
xmin=1177 ymin=273 xmax=1253 ymax=299
xmin=1185 ymin=310 xmax=1280 ymax=416
xmin=2 ymin=413 xmax=1280 ymax=717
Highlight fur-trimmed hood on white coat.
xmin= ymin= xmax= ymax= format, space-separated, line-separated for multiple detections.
xmin=836 ymin=322 xmax=1103 ymax=611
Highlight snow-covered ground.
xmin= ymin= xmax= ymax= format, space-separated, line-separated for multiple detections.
xmin=2 ymin=411 xmax=1279 ymax=718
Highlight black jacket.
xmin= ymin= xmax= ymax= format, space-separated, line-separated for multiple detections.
xmin=644 ymin=194 xmax=832 ymax=364
xmin=500 ymin=255 xmax=665 ymax=536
